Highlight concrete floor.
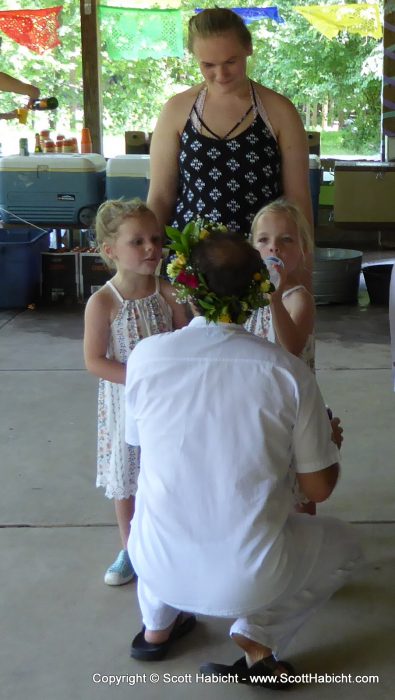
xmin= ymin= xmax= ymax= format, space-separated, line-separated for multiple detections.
xmin=1 ymin=259 xmax=394 ymax=699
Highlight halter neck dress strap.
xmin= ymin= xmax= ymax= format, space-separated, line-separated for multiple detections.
xmin=282 ymin=285 xmax=307 ymax=299
xmin=106 ymin=280 xmax=124 ymax=302
xmin=190 ymin=81 xmax=277 ymax=142
xmin=192 ymin=80 xmax=256 ymax=141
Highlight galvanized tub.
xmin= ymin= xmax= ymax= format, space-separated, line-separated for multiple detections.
xmin=313 ymin=247 xmax=363 ymax=305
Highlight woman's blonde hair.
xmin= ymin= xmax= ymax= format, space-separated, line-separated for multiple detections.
xmin=250 ymin=198 xmax=313 ymax=254
xmin=188 ymin=8 xmax=252 ymax=53
xmin=95 ymin=198 xmax=154 ymax=269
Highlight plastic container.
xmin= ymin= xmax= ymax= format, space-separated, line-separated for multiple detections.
xmin=0 ymin=228 xmax=49 ymax=308
xmin=263 ymin=255 xmax=284 ymax=288
xmin=313 ymin=248 xmax=363 ymax=305
xmin=362 ymin=263 xmax=394 ymax=306
xmin=81 ymin=128 xmax=92 ymax=154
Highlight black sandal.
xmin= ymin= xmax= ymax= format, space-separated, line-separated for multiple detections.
xmin=200 ymin=654 xmax=295 ymax=689
xmin=130 ymin=613 xmax=196 ymax=661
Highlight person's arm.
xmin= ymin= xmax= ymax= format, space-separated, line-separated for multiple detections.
xmin=148 ymin=90 xmax=196 ymax=231
xmin=159 ymin=278 xmax=189 ymax=329
xmin=292 ymin=367 xmax=340 ymax=499
xmin=270 ymin=284 xmax=315 ymax=356
xmin=83 ymin=290 xmax=126 ymax=384
xmin=0 ymin=109 xmax=18 ymax=121
xmin=0 ymin=72 xmax=40 ymax=101
xmin=260 ymin=87 xmax=314 ymax=290
xmin=278 ymin=110 xmax=313 ymax=230
xmin=277 ymin=102 xmax=313 ymax=292
xmin=296 ymin=462 xmax=339 ymax=503
xmin=147 ymin=98 xmax=182 ymax=231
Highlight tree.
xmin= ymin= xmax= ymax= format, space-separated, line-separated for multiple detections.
xmin=0 ymin=0 xmax=382 ymax=155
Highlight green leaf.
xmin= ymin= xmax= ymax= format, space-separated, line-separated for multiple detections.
xmin=198 ymin=299 xmax=215 ymax=310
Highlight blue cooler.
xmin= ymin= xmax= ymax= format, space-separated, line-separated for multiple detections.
xmin=0 ymin=154 xmax=106 ymax=226
xmin=106 ymin=155 xmax=150 ymax=201
xmin=309 ymin=154 xmax=321 ymax=227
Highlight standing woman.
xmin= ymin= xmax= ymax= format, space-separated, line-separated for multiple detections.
xmin=148 ymin=7 xmax=313 ymax=247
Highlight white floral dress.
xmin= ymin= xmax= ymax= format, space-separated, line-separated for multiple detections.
xmin=245 ymin=285 xmax=316 ymax=505
xmin=96 ymin=278 xmax=173 ymax=499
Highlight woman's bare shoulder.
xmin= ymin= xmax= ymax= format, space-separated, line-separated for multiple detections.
xmin=164 ymin=84 xmax=203 ymax=113
xmin=253 ymin=82 xmax=295 ymax=108
xmin=156 ymin=84 xmax=205 ymax=135
xmin=253 ymin=82 xmax=301 ymax=126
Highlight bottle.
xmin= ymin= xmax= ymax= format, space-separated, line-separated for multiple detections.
xmin=19 ymin=138 xmax=29 ymax=156
xmin=40 ymin=130 xmax=50 ymax=150
xmin=55 ymin=135 xmax=65 ymax=153
xmin=264 ymin=255 xmax=284 ymax=288
xmin=62 ymin=138 xmax=75 ymax=153
xmin=30 ymin=97 xmax=58 ymax=111
xmin=43 ymin=139 xmax=55 ymax=154
xmin=34 ymin=133 xmax=43 ymax=153
xmin=80 ymin=127 xmax=92 ymax=154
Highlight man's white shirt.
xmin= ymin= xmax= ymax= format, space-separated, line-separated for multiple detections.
xmin=125 ymin=317 xmax=339 ymax=616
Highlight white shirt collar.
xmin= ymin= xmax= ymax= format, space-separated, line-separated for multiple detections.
xmin=188 ymin=316 xmax=244 ymax=332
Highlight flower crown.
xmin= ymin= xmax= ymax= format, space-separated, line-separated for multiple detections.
xmin=165 ymin=219 xmax=273 ymax=324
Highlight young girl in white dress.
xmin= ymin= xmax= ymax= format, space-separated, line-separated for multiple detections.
xmin=84 ymin=199 xmax=187 ymax=585
xmin=245 ymin=198 xmax=342 ymax=514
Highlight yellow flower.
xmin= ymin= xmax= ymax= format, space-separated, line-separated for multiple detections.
xmin=253 ymin=272 xmax=262 ymax=281
xmin=199 ymin=229 xmax=210 ymax=240
xmin=260 ymin=280 xmax=272 ymax=293
xmin=218 ymin=312 xmax=232 ymax=323
xmin=166 ymin=254 xmax=187 ymax=279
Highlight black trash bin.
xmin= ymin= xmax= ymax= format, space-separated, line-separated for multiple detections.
xmin=362 ymin=263 xmax=394 ymax=306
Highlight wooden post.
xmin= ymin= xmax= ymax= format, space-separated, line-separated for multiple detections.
xmin=382 ymin=0 xmax=395 ymax=159
xmin=80 ymin=0 xmax=103 ymax=154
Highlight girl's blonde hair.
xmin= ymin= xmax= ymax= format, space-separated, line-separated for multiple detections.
xmin=188 ymin=8 xmax=252 ymax=53
xmin=95 ymin=198 xmax=155 ymax=269
xmin=250 ymin=198 xmax=313 ymax=254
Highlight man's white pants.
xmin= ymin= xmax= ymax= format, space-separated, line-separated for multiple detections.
xmin=136 ymin=515 xmax=363 ymax=656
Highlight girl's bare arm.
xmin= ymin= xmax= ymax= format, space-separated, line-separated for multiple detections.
xmin=270 ymin=286 xmax=315 ymax=356
xmin=84 ymin=290 xmax=126 ymax=385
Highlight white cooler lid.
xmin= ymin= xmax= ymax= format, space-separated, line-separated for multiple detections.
xmin=106 ymin=154 xmax=150 ymax=177
xmin=0 ymin=153 xmax=106 ymax=172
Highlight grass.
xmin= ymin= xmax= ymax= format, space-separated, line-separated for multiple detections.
xmin=320 ymin=130 xmax=380 ymax=158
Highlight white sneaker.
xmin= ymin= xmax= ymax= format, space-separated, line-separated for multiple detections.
xmin=104 ymin=550 xmax=135 ymax=586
